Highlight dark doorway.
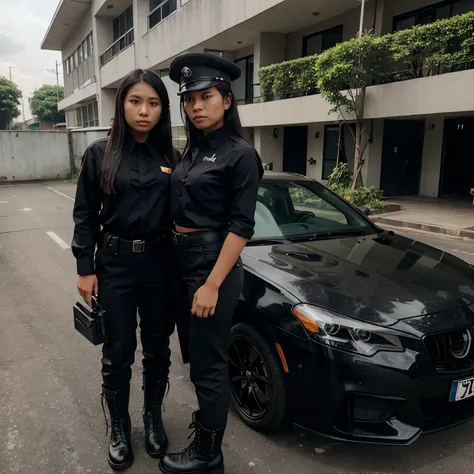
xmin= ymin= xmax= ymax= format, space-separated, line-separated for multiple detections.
xmin=440 ymin=117 xmax=474 ymax=197
xmin=380 ymin=119 xmax=425 ymax=196
xmin=283 ymin=126 xmax=308 ymax=175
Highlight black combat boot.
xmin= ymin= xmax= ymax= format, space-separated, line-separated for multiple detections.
xmin=102 ymin=387 xmax=134 ymax=471
xmin=159 ymin=411 xmax=225 ymax=474
xmin=143 ymin=378 xmax=169 ymax=458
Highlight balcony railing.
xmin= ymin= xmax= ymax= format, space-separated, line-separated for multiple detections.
xmin=257 ymin=11 xmax=474 ymax=104
xmin=100 ymin=28 xmax=134 ymax=67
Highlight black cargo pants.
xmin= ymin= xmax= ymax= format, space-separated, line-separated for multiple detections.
xmin=95 ymin=235 xmax=174 ymax=391
xmin=173 ymin=230 xmax=244 ymax=431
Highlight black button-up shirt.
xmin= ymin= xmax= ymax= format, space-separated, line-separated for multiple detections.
xmin=72 ymin=136 xmax=172 ymax=276
xmin=170 ymin=126 xmax=263 ymax=240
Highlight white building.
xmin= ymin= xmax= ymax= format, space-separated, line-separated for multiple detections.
xmin=42 ymin=0 xmax=474 ymax=198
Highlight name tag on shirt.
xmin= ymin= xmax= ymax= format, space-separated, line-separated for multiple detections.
xmin=160 ymin=166 xmax=173 ymax=175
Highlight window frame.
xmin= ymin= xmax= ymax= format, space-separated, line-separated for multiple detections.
xmin=148 ymin=0 xmax=177 ymax=30
xmin=302 ymin=24 xmax=343 ymax=57
xmin=234 ymin=54 xmax=254 ymax=105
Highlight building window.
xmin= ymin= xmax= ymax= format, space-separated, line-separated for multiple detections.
xmin=303 ymin=25 xmax=343 ymax=57
xmin=234 ymin=55 xmax=254 ymax=105
xmin=113 ymin=6 xmax=134 ymax=41
xmin=322 ymin=124 xmax=355 ymax=180
xmin=204 ymin=49 xmax=225 ymax=58
xmin=64 ymin=32 xmax=93 ymax=75
xmin=75 ymin=101 xmax=99 ymax=128
xmin=393 ymin=0 xmax=474 ymax=31
xmin=149 ymin=0 xmax=177 ymax=29
xmin=101 ymin=7 xmax=134 ymax=66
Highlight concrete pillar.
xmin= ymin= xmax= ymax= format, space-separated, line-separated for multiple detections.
xmin=254 ymin=32 xmax=286 ymax=100
xmin=373 ymin=0 xmax=392 ymax=37
xmin=254 ymin=127 xmax=283 ymax=171
xmin=134 ymin=0 xmax=148 ymax=67
xmin=419 ymin=117 xmax=444 ymax=197
xmin=363 ymin=119 xmax=384 ymax=188
xmin=99 ymin=89 xmax=117 ymax=126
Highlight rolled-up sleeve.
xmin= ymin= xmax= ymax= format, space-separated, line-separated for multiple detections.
xmin=72 ymin=147 xmax=102 ymax=276
xmin=228 ymin=148 xmax=262 ymax=240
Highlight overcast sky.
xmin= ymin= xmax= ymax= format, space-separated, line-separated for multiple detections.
xmin=0 ymin=0 xmax=62 ymax=120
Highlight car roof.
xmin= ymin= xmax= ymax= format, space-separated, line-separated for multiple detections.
xmin=261 ymin=171 xmax=315 ymax=182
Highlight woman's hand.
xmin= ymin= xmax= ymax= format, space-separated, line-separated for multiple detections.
xmin=77 ymin=274 xmax=99 ymax=308
xmin=192 ymin=282 xmax=219 ymax=318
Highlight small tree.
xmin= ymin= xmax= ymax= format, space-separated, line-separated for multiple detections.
xmin=10 ymin=122 xmax=24 ymax=130
xmin=315 ymin=33 xmax=393 ymax=189
xmin=30 ymin=85 xmax=65 ymax=124
xmin=0 ymin=77 xmax=22 ymax=130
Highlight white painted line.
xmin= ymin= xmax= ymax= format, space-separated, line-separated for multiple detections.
xmin=47 ymin=187 xmax=75 ymax=202
xmin=452 ymin=249 xmax=474 ymax=257
xmin=46 ymin=231 xmax=71 ymax=250
xmin=0 ymin=201 xmax=9 ymax=204
xmin=19 ymin=207 xmax=32 ymax=212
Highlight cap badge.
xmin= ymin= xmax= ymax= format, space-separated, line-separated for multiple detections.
xmin=182 ymin=67 xmax=192 ymax=79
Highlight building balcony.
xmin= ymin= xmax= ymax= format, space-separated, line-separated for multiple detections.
xmin=99 ymin=30 xmax=135 ymax=88
xmin=139 ymin=0 xmax=361 ymax=69
xmin=58 ymin=80 xmax=97 ymax=111
xmin=238 ymin=67 xmax=474 ymax=127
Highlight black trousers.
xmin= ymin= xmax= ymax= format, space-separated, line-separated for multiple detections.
xmin=95 ymin=242 xmax=173 ymax=392
xmin=174 ymin=232 xmax=244 ymax=430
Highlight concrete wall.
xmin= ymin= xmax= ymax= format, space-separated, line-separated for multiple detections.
xmin=70 ymin=127 xmax=109 ymax=173
xmin=100 ymin=44 xmax=136 ymax=87
xmin=0 ymin=132 xmax=70 ymax=181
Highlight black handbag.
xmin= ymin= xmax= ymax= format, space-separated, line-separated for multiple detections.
xmin=73 ymin=296 xmax=108 ymax=345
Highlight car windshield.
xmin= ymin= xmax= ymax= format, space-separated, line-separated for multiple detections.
xmin=251 ymin=178 xmax=375 ymax=243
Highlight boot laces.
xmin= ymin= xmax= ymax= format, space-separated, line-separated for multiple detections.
xmin=101 ymin=392 xmax=125 ymax=441
xmin=183 ymin=421 xmax=200 ymax=456
xmin=147 ymin=379 xmax=170 ymax=430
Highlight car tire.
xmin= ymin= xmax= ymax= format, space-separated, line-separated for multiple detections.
xmin=228 ymin=322 xmax=287 ymax=433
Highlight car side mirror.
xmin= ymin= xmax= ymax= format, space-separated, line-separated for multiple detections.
xmin=359 ymin=206 xmax=371 ymax=216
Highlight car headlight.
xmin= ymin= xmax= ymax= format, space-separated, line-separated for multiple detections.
xmin=292 ymin=304 xmax=404 ymax=356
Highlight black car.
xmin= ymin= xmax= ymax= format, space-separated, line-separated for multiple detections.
xmin=228 ymin=172 xmax=474 ymax=445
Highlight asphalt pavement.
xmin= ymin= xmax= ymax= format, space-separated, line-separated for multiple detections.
xmin=1 ymin=181 xmax=474 ymax=474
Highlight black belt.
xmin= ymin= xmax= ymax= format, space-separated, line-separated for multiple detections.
xmin=100 ymin=232 xmax=167 ymax=254
xmin=172 ymin=229 xmax=226 ymax=248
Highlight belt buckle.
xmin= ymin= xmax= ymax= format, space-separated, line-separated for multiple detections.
xmin=132 ymin=240 xmax=145 ymax=252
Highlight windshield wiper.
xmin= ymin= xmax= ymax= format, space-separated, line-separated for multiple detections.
xmin=247 ymin=238 xmax=291 ymax=246
xmin=288 ymin=229 xmax=368 ymax=242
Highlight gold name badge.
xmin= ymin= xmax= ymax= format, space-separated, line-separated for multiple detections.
xmin=160 ymin=166 xmax=173 ymax=175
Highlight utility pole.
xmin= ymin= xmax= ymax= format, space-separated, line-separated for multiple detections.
xmin=22 ymin=99 xmax=26 ymax=130
xmin=9 ymin=66 xmax=12 ymax=82
xmin=55 ymin=60 xmax=60 ymax=104
xmin=358 ymin=0 xmax=366 ymax=38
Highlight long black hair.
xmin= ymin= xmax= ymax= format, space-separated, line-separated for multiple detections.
xmin=101 ymin=69 xmax=178 ymax=194
xmin=181 ymin=82 xmax=249 ymax=156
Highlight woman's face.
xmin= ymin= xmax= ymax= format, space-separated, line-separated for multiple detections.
xmin=123 ymin=81 xmax=163 ymax=136
xmin=183 ymin=87 xmax=231 ymax=133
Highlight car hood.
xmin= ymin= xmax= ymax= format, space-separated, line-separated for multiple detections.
xmin=243 ymin=231 xmax=474 ymax=327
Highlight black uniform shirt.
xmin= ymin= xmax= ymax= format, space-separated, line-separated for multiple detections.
xmin=170 ymin=126 xmax=263 ymax=240
xmin=72 ymin=136 xmax=172 ymax=276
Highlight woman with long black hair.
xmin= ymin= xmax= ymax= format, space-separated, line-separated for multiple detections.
xmin=72 ymin=69 xmax=178 ymax=470
xmin=160 ymin=54 xmax=263 ymax=474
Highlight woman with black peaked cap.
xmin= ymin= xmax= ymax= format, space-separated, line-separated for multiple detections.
xmin=160 ymin=54 xmax=263 ymax=474
xmin=72 ymin=69 xmax=178 ymax=470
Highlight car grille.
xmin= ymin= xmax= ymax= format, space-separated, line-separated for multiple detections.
xmin=424 ymin=328 xmax=474 ymax=373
